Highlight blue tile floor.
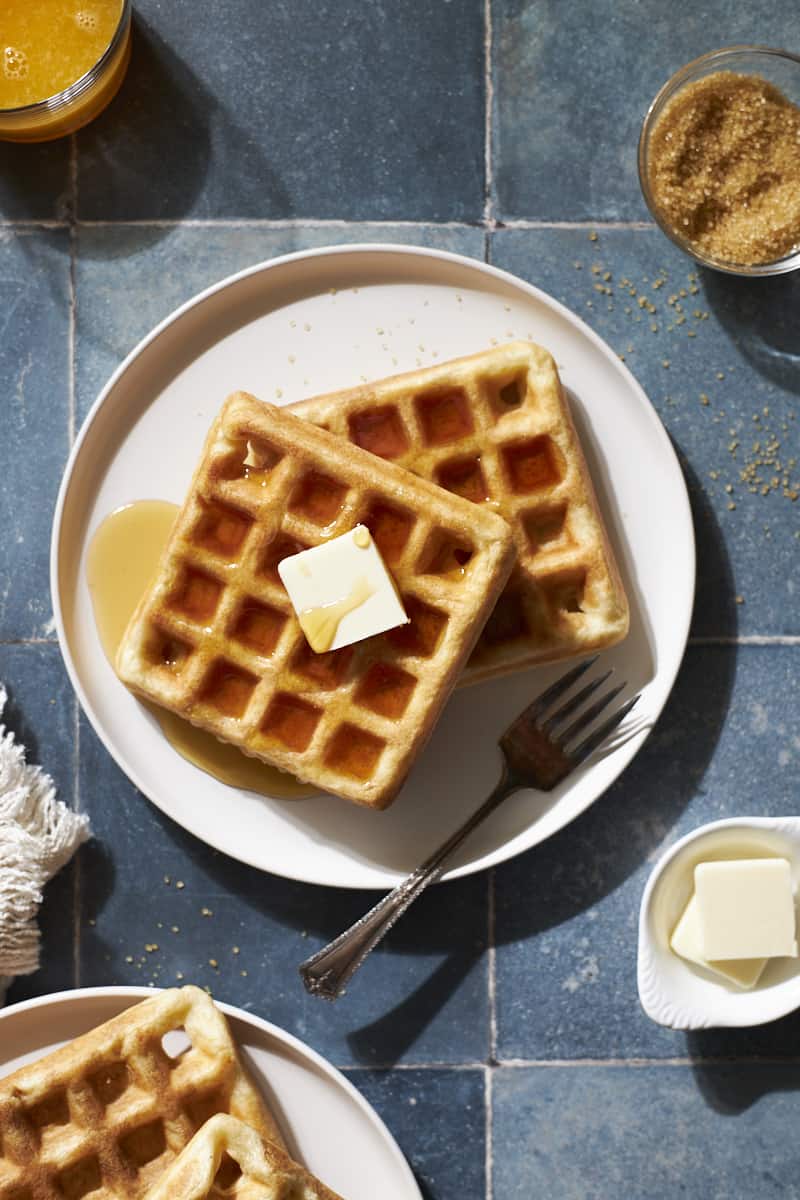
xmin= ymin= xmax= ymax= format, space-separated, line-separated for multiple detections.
xmin=2 ymin=2 xmax=800 ymax=1197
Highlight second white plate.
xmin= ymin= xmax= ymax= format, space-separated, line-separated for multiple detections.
xmin=0 ymin=987 xmax=420 ymax=1200
xmin=52 ymin=244 xmax=694 ymax=888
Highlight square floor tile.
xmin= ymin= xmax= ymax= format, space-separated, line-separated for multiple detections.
xmin=491 ymin=0 xmax=800 ymax=221
xmin=0 ymin=230 xmax=71 ymax=639
xmin=493 ymin=1063 xmax=800 ymax=1199
xmin=77 ymin=3 xmax=485 ymax=221
xmin=0 ymin=141 xmax=70 ymax=221
xmin=351 ymin=1067 xmax=485 ymax=1197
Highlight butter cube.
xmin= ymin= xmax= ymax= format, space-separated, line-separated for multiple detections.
xmin=694 ymin=858 xmax=798 ymax=961
xmin=670 ymin=893 xmax=767 ymax=990
xmin=278 ymin=525 xmax=408 ymax=654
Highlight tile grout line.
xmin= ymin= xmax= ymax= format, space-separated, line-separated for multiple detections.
xmin=495 ymin=219 xmax=655 ymax=230
xmin=67 ymin=133 xmax=78 ymax=446
xmin=68 ymin=131 xmax=82 ymax=990
xmin=342 ymin=1055 xmax=800 ymax=1071
xmin=0 ymin=220 xmax=69 ymax=229
xmin=0 ymin=217 xmax=659 ymax=231
xmin=71 ymin=698 xmax=82 ymax=990
xmin=488 ymin=868 xmax=497 ymax=1061
xmin=486 ymin=863 xmax=496 ymax=1200
xmin=482 ymin=0 xmax=495 ymax=230
xmin=484 ymin=1064 xmax=494 ymax=1200
xmin=689 ymin=636 xmax=800 ymax=646
xmin=493 ymin=1055 xmax=800 ymax=1068
xmin=0 ymin=639 xmax=61 ymax=646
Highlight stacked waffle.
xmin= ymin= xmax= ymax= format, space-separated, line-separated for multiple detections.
xmin=292 ymin=342 xmax=629 ymax=682
xmin=0 ymin=988 xmax=342 ymax=1200
xmin=115 ymin=342 xmax=628 ymax=809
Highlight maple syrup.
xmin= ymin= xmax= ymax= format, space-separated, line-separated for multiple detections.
xmin=86 ymin=500 xmax=315 ymax=800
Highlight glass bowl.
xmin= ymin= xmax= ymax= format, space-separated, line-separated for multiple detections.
xmin=0 ymin=0 xmax=132 ymax=143
xmin=638 ymin=45 xmax=800 ymax=276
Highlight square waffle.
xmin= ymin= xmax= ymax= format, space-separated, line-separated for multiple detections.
xmin=145 ymin=1115 xmax=342 ymax=1200
xmin=116 ymin=394 xmax=515 ymax=810
xmin=0 ymin=987 xmax=284 ymax=1200
xmin=291 ymin=342 xmax=630 ymax=683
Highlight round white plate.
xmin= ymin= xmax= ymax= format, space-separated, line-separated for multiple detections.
xmin=52 ymin=244 xmax=694 ymax=888
xmin=0 ymin=986 xmax=420 ymax=1200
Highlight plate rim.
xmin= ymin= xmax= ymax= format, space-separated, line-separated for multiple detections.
xmin=0 ymin=984 xmax=422 ymax=1199
xmin=50 ymin=241 xmax=696 ymax=886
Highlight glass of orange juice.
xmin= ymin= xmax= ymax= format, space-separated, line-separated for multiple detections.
xmin=0 ymin=0 xmax=132 ymax=142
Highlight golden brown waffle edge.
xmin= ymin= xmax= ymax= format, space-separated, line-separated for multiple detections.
xmin=115 ymin=395 xmax=516 ymax=809
xmin=0 ymin=987 xmax=284 ymax=1200
xmin=144 ymin=1114 xmax=343 ymax=1200
xmin=290 ymin=342 xmax=630 ymax=683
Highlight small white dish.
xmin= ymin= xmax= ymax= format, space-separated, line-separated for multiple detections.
xmin=638 ymin=817 xmax=800 ymax=1029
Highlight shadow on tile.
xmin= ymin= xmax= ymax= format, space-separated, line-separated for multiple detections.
xmin=75 ymin=15 xmax=290 ymax=233
xmin=344 ymin=949 xmax=482 ymax=1064
xmin=494 ymin=443 xmax=738 ymax=936
xmin=65 ymin=16 xmax=204 ymax=244
xmin=685 ymin=999 xmax=800 ymax=1069
xmin=1 ymin=683 xmax=47 ymax=770
xmin=681 ymin=448 xmax=740 ymax=641
xmin=73 ymin=14 xmax=209 ymax=238
xmin=78 ymin=837 xmax=116 ymax=923
xmin=0 ymin=139 xmax=71 ymax=222
xmin=687 ymin=1055 xmax=800 ymax=1116
xmin=568 ymin=384 xmax=655 ymax=683
xmin=701 ymin=268 xmax=800 ymax=396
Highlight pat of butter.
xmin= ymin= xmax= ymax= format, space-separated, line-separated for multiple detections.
xmin=694 ymin=858 xmax=798 ymax=961
xmin=278 ymin=525 xmax=408 ymax=654
xmin=670 ymin=893 xmax=767 ymax=990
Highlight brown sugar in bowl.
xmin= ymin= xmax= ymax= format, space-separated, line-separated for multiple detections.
xmin=639 ymin=46 xmax=800 ymax=276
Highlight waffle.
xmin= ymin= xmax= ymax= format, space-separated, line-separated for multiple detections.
xmin=0 ymin=987 xmax=284 ymax=1200
xmin=292 ymin=342 xmax=630 ymax=683
xmin=116 ymin=394 xmax=515 ymax=809
xmin=145 ymin=1115 xmax=343 ymax=1200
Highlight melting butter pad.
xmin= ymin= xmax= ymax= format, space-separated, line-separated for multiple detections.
xmin=670 ymin=893 xmax=767 ymax=989
xmin=695 ymin=858 xmax=798 ymax=961
xmin=278 ymin=525 xmax=408 ymax=653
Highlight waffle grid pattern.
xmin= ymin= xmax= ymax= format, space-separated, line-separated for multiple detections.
xmin=292 ymin=341 xmax=630 ymax=682
xmin=116 ymin=395 xmax=515 ymax=808
xmin=0 ymin=989 xmax=282 ymax=1200
xmin=145 ymin=1114 xmax=341 ymax=1200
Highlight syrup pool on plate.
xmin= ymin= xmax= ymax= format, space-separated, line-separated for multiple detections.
xmin=0 ymin=0 xmax=131 ymax=142
xmin=86 ymin=500 xmax=315 ymax=801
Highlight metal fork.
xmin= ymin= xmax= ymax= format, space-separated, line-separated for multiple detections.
xmin=299 ymin=658 xmax=639 ymax=1000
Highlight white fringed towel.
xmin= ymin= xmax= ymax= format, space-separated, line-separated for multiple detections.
xmin=0 ymin=685 xmax=90 ymax=999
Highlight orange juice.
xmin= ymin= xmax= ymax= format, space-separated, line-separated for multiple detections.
xmin=0 ymin=0 xmax=131 ymax=141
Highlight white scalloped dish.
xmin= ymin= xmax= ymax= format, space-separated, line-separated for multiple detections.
xmin=638 ymin=817 xmax=800 ymax=1030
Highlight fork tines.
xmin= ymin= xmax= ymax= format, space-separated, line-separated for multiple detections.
xmin=506 ymin=656 xmax=639 ymax=772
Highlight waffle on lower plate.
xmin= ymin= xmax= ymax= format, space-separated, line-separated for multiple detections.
xmin=291 ymin=342 xmax=630 ymax=683
xmin=116 ymin=394 xmax=515 ymax=809
xmin=0 ymin=988 xmax=284 ymax=1200
xmin=144 ymin=1114 xmax=343 ymax=1200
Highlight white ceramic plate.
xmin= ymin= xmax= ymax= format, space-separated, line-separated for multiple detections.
xmin=52 ymin=244 xmax=694 ymax=888
xmin=0 ymin=986 xmax=420 ymax=1200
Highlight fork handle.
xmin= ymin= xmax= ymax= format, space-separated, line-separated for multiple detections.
xmin=299 ymin=766 xmax=520 ymax=1000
